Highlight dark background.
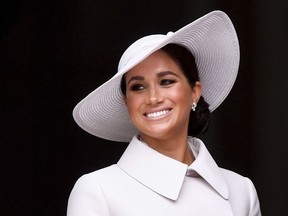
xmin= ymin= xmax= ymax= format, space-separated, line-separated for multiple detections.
xmin=1 ymin=0 xmax=288 ymax=215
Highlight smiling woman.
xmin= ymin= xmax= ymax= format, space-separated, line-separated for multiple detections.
xmin=67 ymin=11 xmax=261 ymax=216
xmin=122 ymin=48 xmax=202 ymax=161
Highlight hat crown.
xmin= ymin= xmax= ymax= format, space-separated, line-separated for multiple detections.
xmin=118 ymin=34 xmax=167 ymax=72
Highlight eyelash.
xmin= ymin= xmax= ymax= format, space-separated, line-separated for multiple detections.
xmin=160 ymin=79 xmax=176 ymax=86
xmin=129 ymin=79 xmax=176 ymax=91
xmin=130 ymin=84 xmax=145 ymax=91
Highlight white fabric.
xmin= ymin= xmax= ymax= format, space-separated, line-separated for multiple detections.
xmin=67 ymin=136 xmax=261 ymax=216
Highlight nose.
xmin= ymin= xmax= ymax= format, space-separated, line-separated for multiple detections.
xmin=145 ymin=86 xmax=163 ymax=105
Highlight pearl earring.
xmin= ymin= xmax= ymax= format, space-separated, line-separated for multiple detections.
xmin=191 ymin=102 xmax=197 ymax=112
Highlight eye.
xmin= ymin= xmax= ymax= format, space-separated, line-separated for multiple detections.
xmin=130 ymin=83 xmax=145 ymax=91
xmin=160 ymin=79 xmax=176 ymax=86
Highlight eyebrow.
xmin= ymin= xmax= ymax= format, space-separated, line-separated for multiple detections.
xmin=127 ymin=71 xmax=179 ymax=84
xmin=157 ymin=71 xmax=179 ymax=78
xmin=127 ymin=76 xmax=144 ymax=85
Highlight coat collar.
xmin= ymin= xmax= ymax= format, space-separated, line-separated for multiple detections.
xmin=117 ymin=136 xmax=229 ymax=201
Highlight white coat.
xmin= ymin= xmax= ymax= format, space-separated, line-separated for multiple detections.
xmin=67 ymin=136 xmax=261 ymax=216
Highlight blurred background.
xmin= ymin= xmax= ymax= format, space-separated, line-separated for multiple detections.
xmin=1 ymin=0 xmax=287 ymax=215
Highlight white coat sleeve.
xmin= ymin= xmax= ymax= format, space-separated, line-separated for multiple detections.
xmin=246 ymin=178 xmax=261 ymax=216
xmin=67 ymin=174 xmax=111 ymax=216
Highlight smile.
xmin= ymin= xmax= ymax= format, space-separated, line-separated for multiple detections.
xmin=145 ymin=109 xmax=171 ymax=118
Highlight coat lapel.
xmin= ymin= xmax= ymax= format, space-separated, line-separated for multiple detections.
xmin=117 ymin=136 xmax=229 ymax=201
xmin=117 ymin=136 xmax=188 ymax=200
xmin=188 ymin=137 xmax=229 ymax=199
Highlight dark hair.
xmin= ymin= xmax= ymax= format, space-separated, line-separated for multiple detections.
xmin=120 ymin=43 xmax=211 ymax=137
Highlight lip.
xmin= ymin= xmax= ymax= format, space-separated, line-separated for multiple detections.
xmin=144 ymin=108 xmax=172 ymax=119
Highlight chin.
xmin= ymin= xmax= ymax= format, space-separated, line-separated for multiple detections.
xmin=141 ymin=129 xmax=173 ymax=140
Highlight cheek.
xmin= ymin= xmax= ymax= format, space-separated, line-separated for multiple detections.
xmin=168 ymin=86 xmax=193 ymax=105
xmin=125 ymin=94 xmax=143 ymax=114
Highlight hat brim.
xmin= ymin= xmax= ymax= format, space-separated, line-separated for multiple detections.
xmin=73 ymin=10 xmax=240 ymax=142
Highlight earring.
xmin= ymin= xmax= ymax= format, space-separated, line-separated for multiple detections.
xmin=191 ymin=102 xmax=197 ymax=112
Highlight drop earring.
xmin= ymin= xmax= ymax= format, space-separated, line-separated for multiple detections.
xmin=191 ymin=102 xmax=197 ymax=112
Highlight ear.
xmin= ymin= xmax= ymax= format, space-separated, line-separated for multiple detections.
xmin=191 ymin=81 xmax=202 ymax=103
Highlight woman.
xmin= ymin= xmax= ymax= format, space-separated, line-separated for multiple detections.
xmin=67 ymin=11 xmax=261 ymax=216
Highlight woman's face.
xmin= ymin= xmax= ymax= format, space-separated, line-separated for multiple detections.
xmin=124 ymin=50 xmax=201 ymax=140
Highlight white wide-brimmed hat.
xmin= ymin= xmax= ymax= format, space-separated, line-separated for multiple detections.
xmin=73 ymin=10 xmax=240 ymax=142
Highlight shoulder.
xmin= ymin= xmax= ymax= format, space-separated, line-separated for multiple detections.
xmin=67 ymin=165 xmax=121 ymax=216
xmin=220 ymin=168 xmax=261 ymax=216
xmin=221 ymin=168 xmax=249 ymax=186
xmin=220 ymin=168 xmax=257 ymax=196
xmin=79 ymin=164 xmax=122 ymax=181
xmin=69 ymin=164 xmax=127 ymax=198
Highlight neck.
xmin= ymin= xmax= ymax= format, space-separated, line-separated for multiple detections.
xmin=140 ymin=134 xmax=194 ymax=165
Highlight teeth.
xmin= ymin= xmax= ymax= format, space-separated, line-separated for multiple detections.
xmin=146 ymin=110 xmax=170 ymax=118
